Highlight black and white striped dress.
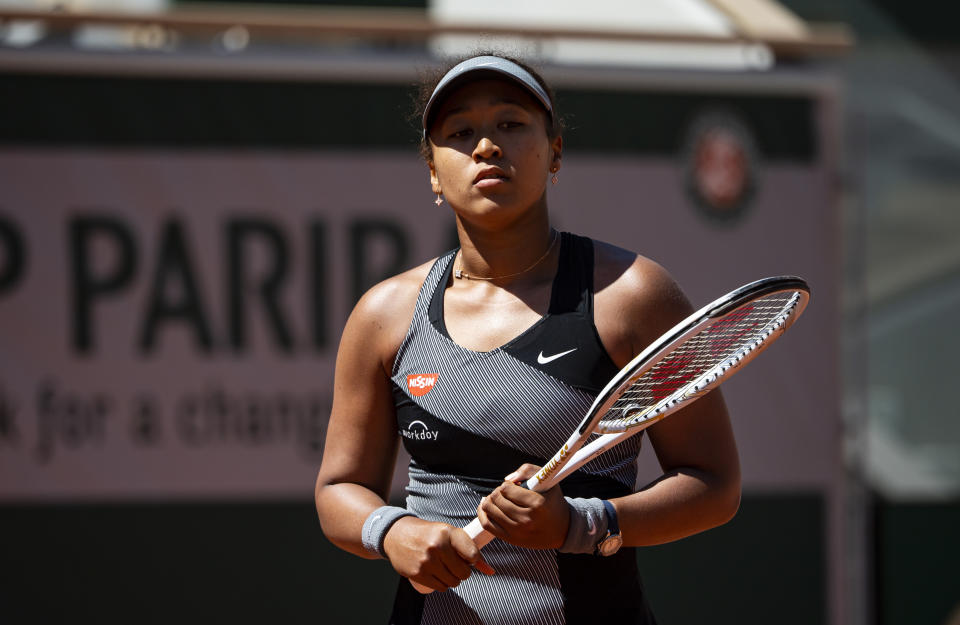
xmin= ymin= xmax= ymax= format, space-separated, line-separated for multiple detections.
xmin=389 ymin=233 xmax=658 ymax=625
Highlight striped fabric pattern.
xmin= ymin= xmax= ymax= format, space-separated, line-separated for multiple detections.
xmin=408 ymin=465 xmax=564 ymax=625
xmin=391 ymin=250 xmax=643 ymax=625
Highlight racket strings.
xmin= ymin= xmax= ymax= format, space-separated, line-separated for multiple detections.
xmin=598 ymin=291 xmax=801 ymax=432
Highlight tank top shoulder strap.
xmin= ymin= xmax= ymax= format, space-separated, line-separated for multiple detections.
xmin=413 ymin=250 xmax=456 ymax=322
xmin=391 ymin=250 xmax=456 ymax=377
xmin=548 ymin=232 xmax=596 ymax=317
xmin=427 ymin=250 xmax=457 ymax=333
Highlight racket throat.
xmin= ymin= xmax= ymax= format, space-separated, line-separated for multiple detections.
xmin=534 ymin=443 xmax=570 ymax=484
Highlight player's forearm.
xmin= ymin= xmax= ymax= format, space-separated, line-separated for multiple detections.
xmin=614 ymin=467 xmax=740 ymax=547
xmin=315 ymin=480 xmax=392 ymax=559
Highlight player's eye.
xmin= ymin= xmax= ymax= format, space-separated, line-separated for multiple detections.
xmin=448 ymin=128 xmax=472 ymax=139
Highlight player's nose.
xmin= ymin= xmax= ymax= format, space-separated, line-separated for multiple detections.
xmin=473 ymin=136 xmax=502 ymax=161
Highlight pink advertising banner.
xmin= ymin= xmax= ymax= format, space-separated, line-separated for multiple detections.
xmin=0 ymin=148 xmax=838 ymax=500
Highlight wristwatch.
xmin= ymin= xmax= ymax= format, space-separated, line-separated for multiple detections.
xmin=594 ymin=499 xmax=622 ymax=556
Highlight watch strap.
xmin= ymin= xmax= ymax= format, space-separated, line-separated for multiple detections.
xmin=601 ymin=499 xmax=620 ymax=537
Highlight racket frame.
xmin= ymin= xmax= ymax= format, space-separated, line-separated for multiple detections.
xmin=419 ymin=276 xmax=810 ymax=588
xmin=527 ymin=275 xmax=809 ymax=492
xmin=548 ymin=279 xmax=809 ymax=485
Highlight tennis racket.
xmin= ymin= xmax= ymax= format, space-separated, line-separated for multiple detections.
xmin=412 ymin=275 xmax=809 ymax=593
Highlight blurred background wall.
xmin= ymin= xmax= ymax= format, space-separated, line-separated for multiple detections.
xmin=0 ymin=1 xmax=956 ymax=624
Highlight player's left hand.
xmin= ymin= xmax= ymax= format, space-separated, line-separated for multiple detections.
xmin=476 ymin=463 xmax=570 ymax=550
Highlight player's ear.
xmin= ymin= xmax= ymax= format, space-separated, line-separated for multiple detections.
xmin=550 ymin=136 xmax=563 ymax=173
xmin=428 ymin=160 xmax=441 ymax=194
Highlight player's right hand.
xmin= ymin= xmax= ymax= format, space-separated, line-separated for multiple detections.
xmin=382 ymin=516 xmax=496 ymax=592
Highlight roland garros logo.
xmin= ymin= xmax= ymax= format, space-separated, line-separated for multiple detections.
xmin=407 ymin=373 xmax=438 ymax=397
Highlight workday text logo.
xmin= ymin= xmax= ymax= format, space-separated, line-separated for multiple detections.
xmin=401 ymin=420 xmax=439 ymax=442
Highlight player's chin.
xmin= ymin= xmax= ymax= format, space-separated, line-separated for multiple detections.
xmin=458 ymin=195 xmax=515 ymax=215
xmin=455 ymin=199 xmax=537 ymax=230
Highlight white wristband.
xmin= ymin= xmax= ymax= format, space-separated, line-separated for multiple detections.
xmin=361 ymin=505 xmax=414 ymax=558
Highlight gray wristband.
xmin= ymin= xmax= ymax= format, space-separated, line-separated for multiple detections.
xmin=361 ymin=505 xmax=415 ymax=559
xmin=559 ymin=497 xmax=608 ymax=554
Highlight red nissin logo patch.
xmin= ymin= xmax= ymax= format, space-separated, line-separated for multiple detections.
xmin=407 ymin=374 xmax=438 ymax=397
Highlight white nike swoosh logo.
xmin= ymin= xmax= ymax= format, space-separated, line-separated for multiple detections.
xmin=586 ymin=513 xmax=597 ymax=535
xmin=537 ymin=348 xmax=577 ymax=364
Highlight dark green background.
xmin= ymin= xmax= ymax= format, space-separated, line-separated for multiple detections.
xmin=0 ymin=73 xmax=814 ymax=161
xmin=0 ymin=495 xmax=825 ymax=625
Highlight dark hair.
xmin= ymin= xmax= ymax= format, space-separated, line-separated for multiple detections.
xmin=411 ymin=52 xmax=563 ymax=162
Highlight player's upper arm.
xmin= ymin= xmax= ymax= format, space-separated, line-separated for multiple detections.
xmin=594 ymin=244 xmax=693 ymax=368
xmin=594 ymin=244 xmax=740 ymax=487
xmin=315 ymin=264 xmax=428 ymax=500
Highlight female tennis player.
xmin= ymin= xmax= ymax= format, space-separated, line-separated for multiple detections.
xmin=315 ymin=53 xmax=741 ymax=624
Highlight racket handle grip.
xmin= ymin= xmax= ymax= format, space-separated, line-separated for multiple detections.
xmin=464 ymin=517 xmax=494 ymax=547
xmin=409 ymin=517 xmax=494 ymax=595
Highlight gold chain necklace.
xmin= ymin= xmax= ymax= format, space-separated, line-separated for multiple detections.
xmin=454 ymin=230 xmax=559 ymax=281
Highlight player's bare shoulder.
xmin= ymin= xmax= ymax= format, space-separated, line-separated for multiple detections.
xmin=592 ymin=239 xmax=693 ymax=366
xmin=341 ymin=258 xmax=437 ymax=373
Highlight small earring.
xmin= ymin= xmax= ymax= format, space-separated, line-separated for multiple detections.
xmin=435 ymin=192 xmax=444 ymax=206
xmin=551 ymin=171 xmax=559 ymax=185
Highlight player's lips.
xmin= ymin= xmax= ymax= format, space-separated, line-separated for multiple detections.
xmin=473 ymin=167 xmax=509 ymax=186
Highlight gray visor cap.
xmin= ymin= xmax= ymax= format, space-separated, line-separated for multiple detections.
xmin=422 ymin=56 xmax=553 ymax=138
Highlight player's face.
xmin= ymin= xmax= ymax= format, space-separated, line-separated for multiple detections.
xmin=427 ymin=78 xmax=561 ymax=228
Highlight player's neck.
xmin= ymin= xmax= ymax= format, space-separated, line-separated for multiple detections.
xmin=455 ymin=216 xmax=557 ymax=285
